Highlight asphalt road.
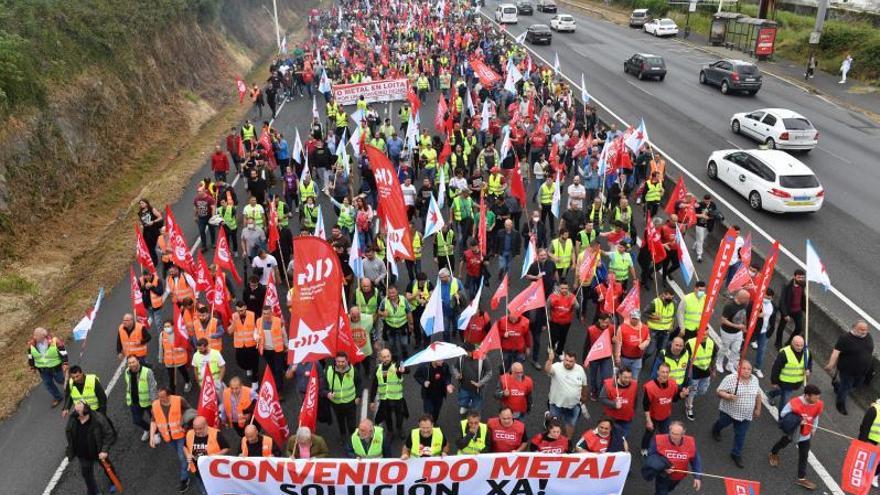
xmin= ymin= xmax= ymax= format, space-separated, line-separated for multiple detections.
xmin=486 ymin=0 xmax=880 ymax=332
xmin=0 ymin=90 xmax=854 ymax=495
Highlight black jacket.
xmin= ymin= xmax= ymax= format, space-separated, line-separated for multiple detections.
xmin=66 ymin=411 xmax=116 ymax=461
xmin=493 ymin=228 xmax=521 ymax=257
xmin=778 ymin=279 xmax=806 ymax=317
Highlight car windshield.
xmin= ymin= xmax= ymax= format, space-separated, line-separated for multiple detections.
xmin=736 ymin=64 xmax=759 ymax=75
xmin=780 ymin=175 xmax=820 ymax=188
xmin=533 ymin=25 xmax=550 ymax=31
xmin=633 ymin=12 xmax=646 ymax=17
xmin=560 ymin=15 xmax=573 ymax=21
xmin=646 ymin=57 xmax=664 ymax=65
xmin=782 ymin=118 xmax=813 ymax=130
xmin=660 ymin=19 xmax=675 ymax=25
xmin=503 ymin=7 xmax=516 ymax=12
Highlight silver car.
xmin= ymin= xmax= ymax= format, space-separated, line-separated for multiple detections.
xmin=629 ymin=8 xmax=650 ymax=27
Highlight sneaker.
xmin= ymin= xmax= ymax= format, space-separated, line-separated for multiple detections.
xmin=51 ymin=399 xmax=61 ymax=408
xmin=532 ymin=360 xmax=542 ymax=370
xmin=696 ymin=255 xmax=702 ymax=263
xmin=754 ymin=369 xmax=764 ymax=379
xmin=731 ymin=454 xmax=744 ymax=468
xmin=837 ymin=402 xmax=849 ymax=415
xmin=715 ymin=363 xmax=724 ymax=374
xmin=183 ymin=382 xmax=192 ymax=393
xmin=686 ymin=407 xmax=695 ymax=421
xmin=153 ymin=433 xmax=162 ymax=445
xmin=873 ymin=475 xmax=879 ymax=488
xmin=795 ymin=478 xmax=817 ymax=490
xmin=179 ymin=479 xmax=190 ymax=493
xmin=711 ymin=428 xmax=721 ymax=442
xmin=640 ymin=449 xmax=648 ymax=457
xmin=141 ymin=430 xmax=150 ymax=442
xmin=768 ymin=453 xmax=779 ymax=467
xmin=751 ymin=341 xmax=758 ymax=349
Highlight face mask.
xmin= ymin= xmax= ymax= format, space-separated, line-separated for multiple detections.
xmin=696 ymin=290 xmax=706 ymax=298
xmin=163 ymin=326 xmax=173 ymax=334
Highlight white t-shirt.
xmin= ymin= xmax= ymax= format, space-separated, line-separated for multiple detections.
xmin=759 ymin=299 xmax=774 ymax=334
xmin=567 ymin=184 xmax=586 ymax=209
xmin=548 ymin=362 xmax=587 ymax=408
xmin=401 ymin=184 xmax=417 ymax=206
xmin=251 ymin=255 xmax=278 ymax=285
xmin=731 ymin=235 xmax=745 ymax=264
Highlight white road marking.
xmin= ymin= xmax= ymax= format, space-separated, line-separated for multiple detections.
xmin=484 ymin=12 xmax=880 ymax=332
xmin=483 ymin=11 xmax=851 ymax=494
xmin=724 ymin=139 xmax=742 ymax=150
xmin=626 ymin=80 xmax=656 ymax=98
xmin=817 ymin=145 xmax=853 ymax=165
xmin=41 ymin=96 xmax=288 ymax=495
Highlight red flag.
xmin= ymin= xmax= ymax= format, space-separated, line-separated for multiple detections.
xmin=193 ymin=251 xmax=212 ymax=292
xmin=236 ymin=76 xmax=247 ymax=104
xmin=740 ymin=242 xmax=780 ymax=364
xmin=214 ymin=226 xmax=242 ymax=285
xmin=585 ymin=327 xmax=612 ymax=364
xmin=727 ymin=265 xmax=753 ymax=293
xmin=288 ymin=237 xmax=343 ymax=365
xmin=134 ymin=225 xmax=157 ymax=275
xmin=267 ymin=201 xmax=280 ymax=253
xmin=172 ymin=303 xmax=191 ymax=350
xmin=298 ymin=364 xmax=320 ymax=431
xmin=129 ymin=266 xmax=149 ymax=329
xmin=329 ymin=306 xmax=366 ymax=365
xmin=645 ymin=213 xmax=668 ymax=264
xmin=664 ymin=176 xmax=688 ymax=215
xmin=469 ymin=56 xmax=502 ymax=87
xmin=740 ymin=232 xmax=753 ymax=269
xmin=473 ymin=324 xmax=501 ymax=360
xmin=366 ymin=145 xmax=414 ymax=260
xmin=260 ymin=131 xmax=277 ymax=170
xmin=264 ymin=270 xmax=283 ymax=320
xmin=695 ymin=227 xmax=739 ymax=350
xmin=723 ymin=478 xmax=761 ymax=495
xmin=434 ymin=95 xmax=448 ymax=134
xmin=601 ymin=273 xmax=624 ymax=314
xmin=508 ymin=280 xmax=546 ymax=317
xmin=842 ymin=439 xmax=880 ymax=495
xmin=211 ymin=273 xmax=232 ymax=328
xmin=491 ymin=274 xmax=509 ymax=310
xmin=579 ymin=249 xmax=601 ymax=284
xmin=572 ymin=134 xmax=589 ymax=159
xmin=510 ymin=156 xmax=527 ymax=207
xmin=616 ymin=281 xmax=641 ymax=318
xmin=478 ymin=193 xmax=487 ymax=255
xmin=197 ymin=363 xmax=219 ymax=427
xmin=549 ymin=143 xmax=562 ymax=173
xmin=438 ymin=134 xmax=452 ymax=166
xmin=164 ymin=206 xmax=195 ymax=274
xmin=253 ymin=367 xmax=291 ymax=447
xmin=407 ymin=85 xmax=421 ymax=115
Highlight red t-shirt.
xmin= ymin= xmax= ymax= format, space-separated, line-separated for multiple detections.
xmin=548 ymin=293 xmax=576 ymax=325
xmin=211 ymin=152 xmax=230 ymax=173
xmin=619 ymin=323 xmax=648 ymax=359
xmin=487 ymin=417 xmax=527 ymax=453
xmin=463 ymin=312 xmax=490 ymax=344
xmin=644 ymin=379 xmax=679 ymax=421
xmin=464 ymin=249 xmax=483 ymax=277
xmin=498 ymin=374 xmax=533 ymax=414
xmin=498 ymin=318 xmax=532 ymax=352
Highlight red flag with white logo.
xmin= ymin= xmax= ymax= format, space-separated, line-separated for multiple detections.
xmin=193 ymin=251 xmax=212 ymax=292
xmin=197 ymin=363 xmax=219 ymax=427
xmin=644 ymin=213 xmax=668 ymax=264
xmin=264 ymin=270 xmax=283 ymax=321
xmin=211 ymin=273 xmax=232 ymax=328
xmin=585 ymin=327 xmax=612 ymax=364
xmin=491 ymin=274 xmax=509 ymax=310
xmin=740 ymin=242 xmax=779 ymax=382
xmin=134 ymin=225 xmax=157 ymax=276
xmin=601 ymin=273 xmax=624 ymax=314
xmin=173 ymin=303 xmax=191 ymax=350
xmin=287 ymin=237 xmax=343 ymax=365
xmin=254 ymin=367 xmax=290 ymax=447
xmin=695 ymin=227 xmax=739 ymax=350
xmin=406 ymin=85 xmax=421 ymax=115
xmin=723 ymin=478 xmax=761 ymax=495
xmin=328 ymin=305 xmax=366 ymax=365
xmin=508 ymin=280 xmax=546 ymax=317
xmin=366 ymin=145 xmax=414 ymax=260
xmin=510 ymin=155 xmax=527 ymax=207
xmin=267 ymin=201 xmax=280 ymax=253
xmin=214 ymin=225 xmax=242 ymax=285
xmin=298 ymin=363 xmax=320 ymax=431
xmin=434 ymin=94 xmax=448 ymax=134
xmin=664 ymin=176 xmax=688 ymax=215
xmin=164 ymin=205 xmax=195 ymax=274
xmin=842 ymin=439 xmax=880 ymax=495
xmin=129 ymin=266 xmax=150 ymax=329
xmin=235 ymin=76 xmax=247 ymax=104
xmin=473 ymin=324 xmax=502 ymax=360
xmin=616 ymin=281 xmax=641 ymax=318
xmin=260 ymin=131 xmax=277 ymax=170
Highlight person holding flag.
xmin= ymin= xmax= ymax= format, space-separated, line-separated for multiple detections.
xmin=768 ymin=384 xmax=823 ymax=490
xmin=584 ymin=313 xmax=615 ymax=397
xmin=641 ymin=362 xmax=689 ymax=457
xmin=647 ymin=421 xmax=702 ymax=495
xmin=117 ymin=313 xmax=151 ymax=366
xmin=644 ymin=288 xmax=677 ymax=368
xmin=547 ymin=281 xmax=578 ymax=357
xmin=766 ymin=335 xmax=811 ymax=415
xmin=599 ymin=367 xmax=638 ymax=439
xmin=158 ymin=319 xmax=192 ymax=395
xmin=323 ymin=352 xmax=361 ymax=440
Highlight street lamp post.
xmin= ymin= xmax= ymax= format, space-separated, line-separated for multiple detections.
xmin=273 ymin=0 xmax=282 ymax=53
xmin=806 ymin=0 xmax=828 ymax=81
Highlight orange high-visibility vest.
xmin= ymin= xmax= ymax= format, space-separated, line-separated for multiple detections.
xmin=157 ymin=235 xmax=172 ymax=264
xmin=256 ymin=315 xmax=284 ymax=353
xmin=222 ymin=387 xmax=254 ymax=428
xmin=145 ymin=275 xmax=163 ymax=309
xmin=152 ymin=395 xmax=185 ymax=442
xmin=166 ymin=275 xmax=195 ymax=305
xmin=118 ymin=323 xmax=147 ymax=357
xmin=241 ymin=435 xmax=273 ymax=457
xmin=230 ymin=311 xmax=257 ymax=348
xmin=160 ymin=331 xmax=187 ymax=367
xmin=186 ymin=427 xmax=221 ymax=472
xmin=194 ymin=317 xmax=223 ymax=352
xmin=650 ymin=157 xmax=666 ymax=179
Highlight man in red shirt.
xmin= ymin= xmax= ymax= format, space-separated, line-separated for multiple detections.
xmin=547 ymin=281 xmax=578 ymax=357
xmin=211 ymin=145 xmax=231 ymax=183
xmin=585 ymin=314 xmax=615 ymax=400
xmin=495 ymin=362 xmax=533 ymax=419
xmin=641 ymin=363 xmax=689 ymax=456
xmin=660 ymin=215 xmax=680 ymax=281
xmin=599 ymin=366 xmax=638 ymax=439
xmin=616 ymin=310 xmax=650 ymax=379
xmin=497 ymin=314 xmax=532 ymax=371
xmin=649 ymin=421 xmax=702 ymax=494
xmin=459 ymin=239 xmax=486 ymax=300
xmin=225 ymin=127 xmax=242 ymax=174
xmin=462 ymin=309 xmax=490 ymax=345
xmin=487 ymin=407 xmax=528 ymax=453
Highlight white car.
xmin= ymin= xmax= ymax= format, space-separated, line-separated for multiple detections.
xmin=644 ymin=18 xmax=679 ymax=37
xmin=730 ymin=108 xmax=819 ymax=152
xmin=495 ymin=4 xmax=519 ymax=24
xmin=707 ymin=149 xmax=824 ymax=213
xmin=550 ymin=14 xmax=576 ymax=32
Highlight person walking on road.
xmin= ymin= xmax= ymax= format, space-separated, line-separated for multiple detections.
xmin=240 ymin=424 xmax=277 ymax=457
xmin=159 ymin=319 xmax=192 ymax=394
xmin=716 ymin=289 xmax=751 ymax=374
xmin=839 ymin=54 xmax=853 ymax=84
xmin=370 ymin=348 xmax=409 ymax=440
xmin=191 ymin=338 xmax=226 ymax=391
xmin=324 ymin=351 xmax=361 ymax=439
xmin=497 ymin=313 xmax=532 ymax=371
xmin=64 ymin=365 xmax=108 ymax=417
xmin=858 ymin=397 xmax=880 ymax=487
xmin=826 ymin=320 xmax=874 ymax=415
xmin=221 ymin=377 xmax=255 ymax=437
xmin=117 ymin=313 xmax=150 ymax=365
xmin=228 ymin=301 xmax=259 ymax=379
xmin=641 ymin=362 xmax=688 ymax=456
xmin=456 ymin=410 xmax=490 ymax=454
xmin=711 ymin=360 xmax=762 ymax=468
xmin=775 ymin=269 xmax=806 ymax=349
xmin=545 ymin=349 xmax=589 ymax=440
xmin=496 ymin=362 xmax=534 ymax=420
xmin=600 ymin=366 xmax=639 ymax=440
xmin=767 ymin=335 xmax=811 ymax=415
xmin=692 ymin=195 xmax=718 ymax=263
xmin=286 ymin=426 xmax=329 ymax=458
xmin=617 ymin=310 xmax=650 ymax=379
xmin=647 ymin=421 xmax=702 ymax=495
xmin=547 ymin=281 xmax=578 ymax=357
xmin=401 ymin=414 xmax=449 ymax=459
xmin=645 ymin=288 xmax=677 ymax=368
xmin=65 ymin=401 xmax=116 ymax=495
xmin=149 ymin=387 xmax=191 ymax=493
xmin=28 ymin=327 xmax=69 ymax=408
xmin=453 ymin=344 xmax=493 ymax=416
xmin=348 ymin=419 xmax=391 ymax=459
xmin=768 ymin=384 xmax=823 ymax=490
xmin=185 ymin=416 xmax=230 ymax=495
xmin=676 ymin=281 xmax=706 ymax=342
xmin=415 ymin=359 xmax=454 ymax=424
xmin=124 ymin=356 xmax=158 ymax=442
xmin=684 ymin=336 xmax=717 ymax=422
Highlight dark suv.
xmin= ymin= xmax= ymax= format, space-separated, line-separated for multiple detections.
xmin=624 ymin=53 xmax=666 ymax=81
xmin=700 ymin=59 xmax=762 ymax=95
xmin=526 ymin=24 xmax=552 ymax=44
xmin=516 ymin=0 xmax=533 ymax=14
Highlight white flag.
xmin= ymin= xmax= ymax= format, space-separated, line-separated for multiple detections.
xmin=293 ymin=128 xmax=305 ymax=164
xmin=420 ymin=282 xmax=445 ymax=336
xmin=314 ymin=206 xmax=326 ymax=239
xmin=312 ymin=95 xmax=319 ymax=120
xmin=553 ymin=51 xmax=561 ymax=74
xmin=580 ymin=73 xmax=591 ymax=104
xmin=806 ymin=240 xmax=831 ymax=290
xmin=480 ymin=100 xmax=490 ymax=131
xmin=73 ymin=288 xmax=104 ymax=341
xmin=515 ymin=31 xmax=527 ymax=44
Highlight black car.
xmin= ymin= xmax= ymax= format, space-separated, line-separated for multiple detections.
xmin=526 ymin=24 xmax=552 ymax=45
xmin=516 ymin=0 xmax=534 ymax=14
xmin=624 ymin=53 xmax=666 ymax=81
xmin=700 ymin=59 xmax=763 ymax=95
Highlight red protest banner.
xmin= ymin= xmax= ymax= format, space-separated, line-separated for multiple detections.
xmin=366 ymin=145 xmax=414 ymax=260
xmin=842 ymin=439 xmax=880 ymax=495
xmin=694 ymin=227 xmax=738 ymax=350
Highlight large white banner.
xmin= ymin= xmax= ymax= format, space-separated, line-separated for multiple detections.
xmin=198 ymin=452 xmax=631 ymax=495
xmin=332 ymin=78 xmax=409 ymax=106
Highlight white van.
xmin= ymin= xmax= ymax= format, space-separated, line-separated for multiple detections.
xmin=495 ymin=4 xmax=519 ymax=24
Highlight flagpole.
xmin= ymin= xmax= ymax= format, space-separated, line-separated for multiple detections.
xmin=609 ymin=280 xmax=620 ymax=398
xmin=804 ymin=277 xmax=810 ymax=387
xmin=538 ymin=258 xmax=555 ymax=359
xmin=276 ymin=233 xmax=292 ymax=288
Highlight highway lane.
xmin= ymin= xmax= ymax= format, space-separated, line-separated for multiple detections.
xmin=489 ymin=0 xmax=880 ymax=330
xmin=31 ymin=92 xmax=858 ymax=495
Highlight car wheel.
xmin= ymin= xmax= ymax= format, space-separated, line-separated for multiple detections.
xmin=638 ymin=71 xmax=644 ymax=80
xmin=731 ymin=120 xmax=740 ymax=134
xmin=721 ymin=80 xmax=730 ymax=94
xmin=658 ymin=75 xmax=665 ymax=81
xmin=749 ymin=191 xmax=763 ymax=211
xmin=707 ymin=161 xmax=718 ymax=179
xmin=766 ymin=137 xmax=777 ymax=149
xmin=623 ymin=64 xmax=629 ymax=74
xmin=699 ymin=71 xmax=707 ymax=84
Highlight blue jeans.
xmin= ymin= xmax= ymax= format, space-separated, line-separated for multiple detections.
xmin=712 ymin=411 xmax=751 ymax=457
xmin=754 ymin=331 xmax=769 ymax=370
xmin=503 ymin=351 xmax=526 ymax=371
xmin=39 ymin=366 xmax=65 ymax=401
xmin=385 ymin=325 xmax=410 ymax=361
xmin=196 ymin=216 xmax=215 ymax=249
xmin=131 ymin=404 xmax=151 ymax=432
xmin=589 ymin=358 xmax=613 ymax=396
xmin=835 ymin=371 xmax=865 ymax=408
xmin=169 ymin=438 xmax=189 ymax=482
xmin=549 ymin=403 xmax=581 ymax=429
xmin=613 ymin=420 xmax=631 ymax=440
xmin=621 ymin=356 xmax=643 ymax=381
xmin=646 ymin=330 xmax=671 ymax=372
xmin=193 ymin=472 xmax=208 ymax=495
xmin=498 ymin=253 xmax=512 ymax=277
xmin=766 ymin=386 xmax=795 ymax=415
xmin=641 ymin=416 xmax=670 ymax=450
xmin=465 ymin=275 xmax=481 ymax=301
xmin=458 ymin=388 xmax=483 ymax=412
